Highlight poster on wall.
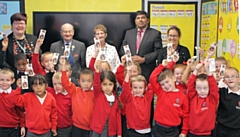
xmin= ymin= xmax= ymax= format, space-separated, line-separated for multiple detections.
xmin=0 ymin=1 xmax=21 ymax=39
xmin=200 ymin=1 xmax=218 ymax=57
xmin=217 ymin=0 xmax=239 ymax=71
xmin=149 ymin=3 xmax=196 ymax=57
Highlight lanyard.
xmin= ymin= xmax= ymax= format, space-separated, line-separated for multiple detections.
xmin=13 ymin=35 xmax=27 ymax=53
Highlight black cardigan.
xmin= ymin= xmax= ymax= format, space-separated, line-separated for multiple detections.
xmin=157 ymin=44 xmax=191 ymax=65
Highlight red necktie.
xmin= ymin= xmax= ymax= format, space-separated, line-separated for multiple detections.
xmin=136 ymin=29 xmax=143 ymax=53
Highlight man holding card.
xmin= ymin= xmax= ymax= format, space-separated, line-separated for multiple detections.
xmin=119 ymin=10 xmax=162 ymax=82
xmin=50 ymin=23 xmax=86 ymax=79
xmin=0 ymin=12 xmax=37 ymax=71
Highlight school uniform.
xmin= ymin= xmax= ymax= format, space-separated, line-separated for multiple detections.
xmin=47 ymin=87 xmax=72 ymax=137
xmin=149 ymin=63 xmax=189 ymax=137
xmin=90 ymin=72 xmax=121 ymax=137
xmin=14 ymin=88 xmax=57 ymax=135
xmin=176 ymin=82 xmax=187 ymax=94
xmin=61 ymin=71 xmax=94 ymax=137
xmin=0 ymin=87 xmax=24 ymax=137
xmin=187 ymin=74 xmax=219 ymax=136
xmin=122 ymin=81 xmax=153 ymax=137
xmin=216 ymin=88 xmax=240 ymax=137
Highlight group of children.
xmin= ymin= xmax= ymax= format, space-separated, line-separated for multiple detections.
xmin=0 ymin=36 xmax=240 ymax=137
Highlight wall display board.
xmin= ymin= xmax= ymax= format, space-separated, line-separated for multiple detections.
xmin=217 ymin=0 xmax=239 ymax=70
xmin=200 ymin=1 xmax=218 ymax=57
xmin=148 ymin=2 xmax=197 ymax=57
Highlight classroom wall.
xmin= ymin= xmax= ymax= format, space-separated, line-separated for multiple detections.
xmin=25 ymin=0 xmax=142 ymax=33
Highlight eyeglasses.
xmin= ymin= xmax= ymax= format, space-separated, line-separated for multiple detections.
xmin=224 ymin=76 xmax=239 ymax=80
xmin=168 ymin=35 xmax=179 ymax=38
xmin=13 ymin=22 xmax=26 ymax=26
xmin=95 ymin=32 xmax=105 ymax=36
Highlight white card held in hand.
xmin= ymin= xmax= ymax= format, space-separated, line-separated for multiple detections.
xmin=27 ymin=64 xmax=35 ymax=77
xmin=210 ymin=42 xmax=217 ymax=51
xmin=192 ymin=56 xmax=197 ymax=61
xmin=39 ymin=29 xmax=47 ymax=40
xmin=209 ymin=58 xmax=216 ymax=72
xmin=167 ymin=55 xmax=173 ymax=62
xmin=123 ymin=45 xmax=133 ymax=66
xmin=21 ymin=76 xmax=29 ymax=89
xmin=219 ymin=64 xmax=226 ymax=76
xmin=53 ymin=53 xmax=60 ymax=65
xmin=64 ymin=46 xmax=70 ymax=58
xmin=94 ymin=37 xmax=101 ymax=47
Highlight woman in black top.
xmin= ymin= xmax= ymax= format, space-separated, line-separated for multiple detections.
xmin=0 ymin=12 xmax=37 ymax=70
xmin=157 ymin=26 xmax=190 ymax=65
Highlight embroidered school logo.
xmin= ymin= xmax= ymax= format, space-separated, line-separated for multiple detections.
xmin=173 ymin=98 xmax=180 ymax=107
xmin=201 ymin=101 xmax=208 ymax=110
xmin=236 ymin=101 xmax=240 ymax=110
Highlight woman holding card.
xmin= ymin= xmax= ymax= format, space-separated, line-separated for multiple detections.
xmin=0 ymin=12 xmax=37 ymax=71
xmin=157 ymin=26 xmax=190 ymax=65
xmin=86 ymin=24 xmax=120 ymax=73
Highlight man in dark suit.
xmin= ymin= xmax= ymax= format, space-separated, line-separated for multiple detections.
xmin=120 ymin=10 xmax=162 ymax=82
xmin=50 ymin=23 xmax=86 ymax=80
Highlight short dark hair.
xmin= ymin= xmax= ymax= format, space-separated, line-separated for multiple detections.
xmin=135 ymin=10 xmax=149 ymax=19
xmin=10 ymin=13 xmax=27 ymax=25
xmin=30 ymin=74 xmax=48 ymax=87
xmin=14 ymin=53 xmax=27 ymax=64
xmin=196 ymin=74 xmax=208 ymax=81
xmin=79 ymin=68 xmax=94 ymax=79
xmin=167 ymin=26 xmax=181 ymax=37
xmin=157 ymin=68 xmax=174 ymax=82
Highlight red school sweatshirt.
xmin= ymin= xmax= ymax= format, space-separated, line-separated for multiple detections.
xmin=149 ymin=63 xmax=189 ymax=135
xmin=121 ymin=81 xmax=153 ymax=130
xmin=32 ymin=53 xmax=46 ymax=75
xmin=47 ymin=87 xmax=72 ymax=128
xmin=14 ymin=88 xmax=57 ymax=134
xmin=0 ymin=89 xmax=24 ymax=127
xmin=187 ymin=74 xmax=219 ymax=135
xmin=61 ymin=71 xmax=94 ymax=130
xmin=90 ymin=72 xmax=122 ymax=136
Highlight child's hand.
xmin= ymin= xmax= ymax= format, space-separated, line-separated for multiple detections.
xmin=121 ymin=55 xmax=126 ymax=65
xmin=1 ymin=37 xmax=8 ymax=51
xmin=16 ymin=78 xmax=22 ymax=88
xmin=172 ymin=52 xmax=179 ymax=62
xmin=36 ymin=39 xmax=43 ymax=47
xmin=20 ymin=127 xmax=25 ymax=137
xmin=195 ymin=62 xmax=203 ymax=71
xmin=162 ymin=59 xmax=168 ymax=67
xmin=204 ymin=58 xmax=210 ymax=74
xmin=207 ymin=46 xmax=215 ymax=58
xmin=59 ymin=56 xmax=66 ymax=65
xmin=179 ymin=133 xmax=186 ymax=137
xmin=52 ymin=130 xmax=57 ymax=136
xmin=95 ymin=60 xmax=102 ymax=72
xmin=186 ymin=58 xmax=193 ymax=66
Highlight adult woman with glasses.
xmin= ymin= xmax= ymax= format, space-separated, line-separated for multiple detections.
xmin=0 ymin=12 xmax=37 ymax=70
xmin=157 ymin=26 xmax=191 ymax=65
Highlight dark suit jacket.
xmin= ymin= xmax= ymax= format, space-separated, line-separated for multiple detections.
xmin=157 ymin=44 xmax=191 ymax=65
xmin=120 ymin=27 xmax=162 ymax=82
xmin=0 ymin=33 xmax=37 ymax=71
xmin=50 ymin=39 xmax=86 ymax=79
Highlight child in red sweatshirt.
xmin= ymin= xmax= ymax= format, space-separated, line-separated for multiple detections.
xmin=14 ymin=74 xmax=58 ymax=136
xmin=48 ymin=71 xmax=72 ymax=137
xmin=121 ymin=66 xmax=153 ymax=137
xmin=59 ymin=56 xmax=94 ymax=137
xmin=187 ymin=59 xmax=219 ymax=137
xmin=149 ymin=57 xmax=189 ymax=137
xmin=0 ymin=68 xmax=25 ymax=137
xmin=90 ymin=64 xmax=121 ymax=137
